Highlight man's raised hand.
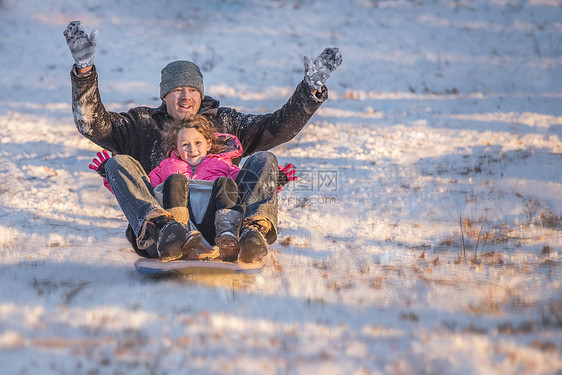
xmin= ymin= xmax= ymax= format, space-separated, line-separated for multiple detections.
xmin=304 ymin=47 xmax=343 ymax=90
xmin=63 ymin=21 xmax=98 ymax=69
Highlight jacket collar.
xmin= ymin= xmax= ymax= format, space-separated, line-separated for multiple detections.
xmin=214 ymin=133 xmax=243 ymax=160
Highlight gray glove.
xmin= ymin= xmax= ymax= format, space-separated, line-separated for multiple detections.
xmin=304 ymin=47 xmax=342 ymax=90
xmin=63 ymin=21 xmax=98 ymax=69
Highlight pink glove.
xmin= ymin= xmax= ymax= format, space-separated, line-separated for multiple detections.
xmin=88 ymin=149 xmax=110 ymax=176
xmin=88 ymin=150 xmax=113 ymax=194
xmin=278 ymin=163 xmax=298 ymax=193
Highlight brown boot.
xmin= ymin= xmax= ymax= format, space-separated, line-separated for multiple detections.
xmin=238 ymin=216 xmax=271 ymax=263
xmin=148 ymin=216 xmax=201 ymax=262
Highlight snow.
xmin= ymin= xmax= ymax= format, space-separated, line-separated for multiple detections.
xmin=0 ymin=0 xmax=561 ymax=373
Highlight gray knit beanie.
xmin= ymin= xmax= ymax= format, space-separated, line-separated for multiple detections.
xmin=159 ymin=60 xmax=204 ymax=100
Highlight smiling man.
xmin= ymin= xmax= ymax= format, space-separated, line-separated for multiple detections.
xmin=164 ymin=87 xmax=202 ymax=119
xmin=160 ymin=61 xmax=204 ymax=120
xmin=65 ymin=20 xmax=342 ymax=262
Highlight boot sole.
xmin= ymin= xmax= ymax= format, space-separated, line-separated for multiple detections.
xmin=159 ymin=225 xmax=201 ymax=263
xmin=158 ymin=223 xmax=187 ymax=262
xmin=180 ymin=231 xmax=202 ymax=259
xmin=218 ymin=234 xmax=240 ymax=262
xmin=238 ymin=228 xmax=267 ymax=263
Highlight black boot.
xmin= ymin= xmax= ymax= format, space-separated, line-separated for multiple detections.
xmin=238 ymin=216 xmax=271 ymax=263
xmin=214 ymin=209 xmax=242 ymax=262
xmin=148 ymin=216 xmax=201 ymax=262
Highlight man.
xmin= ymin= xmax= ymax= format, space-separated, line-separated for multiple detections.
xmin=64 ymin=20 xmax=342 ymax=263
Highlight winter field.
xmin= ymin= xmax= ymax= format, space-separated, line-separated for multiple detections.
xmin=0 ymin=0 xmax=561 ymax=374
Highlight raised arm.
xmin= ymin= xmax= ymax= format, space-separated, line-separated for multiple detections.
xmin=64 ymin=21 xmax=147 ymax=157
xmin=216 ymin=48 xmax=343 ymax=156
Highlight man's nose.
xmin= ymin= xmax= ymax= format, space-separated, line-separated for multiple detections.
xmin=179 ymin=90 xmax=192 ymax=100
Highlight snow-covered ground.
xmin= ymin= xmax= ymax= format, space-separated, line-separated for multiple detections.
xmin=1 ymin=0 xmax=561 ymax=373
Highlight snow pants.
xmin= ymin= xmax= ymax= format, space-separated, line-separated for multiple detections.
xmin=159 ymin=174 xmax=243 ymax=246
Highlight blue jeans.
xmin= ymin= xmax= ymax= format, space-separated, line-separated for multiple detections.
xmin=104 ymin=152 xmax=279 ymax=256
xmin=105 ymin=155 xmax=163 ymax=235
xmin=235 ymin=151 xmax=279 ymax=243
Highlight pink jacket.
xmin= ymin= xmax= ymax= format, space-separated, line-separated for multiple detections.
xmin=148 ymin=133 xmax=242 ymax=186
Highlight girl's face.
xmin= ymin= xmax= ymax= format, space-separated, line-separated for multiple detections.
xmin=175 ymin=127 xmax=212 ymax=167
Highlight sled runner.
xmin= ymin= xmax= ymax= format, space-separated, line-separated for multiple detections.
xmin=134 ymin=257 xmax=264 ymax=275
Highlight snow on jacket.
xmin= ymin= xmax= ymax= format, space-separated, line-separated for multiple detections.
xmin=148 ymin=133 xmax=242 ymax=186
xmin=70 ymin=66 xmax=327 ymax=174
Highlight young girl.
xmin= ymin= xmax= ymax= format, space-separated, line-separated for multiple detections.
xmin=148 ymin=115 xmax=244 ymax=262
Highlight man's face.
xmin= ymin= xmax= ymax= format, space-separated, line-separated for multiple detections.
xmin=163 ymin=87 xmax=202 ymax=120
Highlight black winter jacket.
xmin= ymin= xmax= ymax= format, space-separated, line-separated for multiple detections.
xmin=71 ymin=66 xmax=327 ymax=173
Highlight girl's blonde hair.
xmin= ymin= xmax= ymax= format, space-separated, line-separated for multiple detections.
xmin=162 ymin=115 xmax=226 ymax=157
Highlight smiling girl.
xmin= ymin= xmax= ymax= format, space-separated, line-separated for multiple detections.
xmin=148 ymin=115 xmax=243 ymax=261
